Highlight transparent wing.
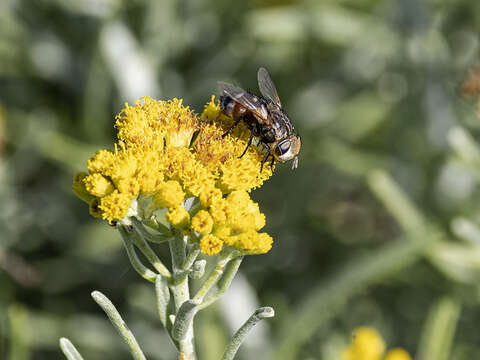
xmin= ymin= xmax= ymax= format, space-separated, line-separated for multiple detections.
xmin=218 ymin=81 xmax=268 ymax=119
xmin=257 ymin=67 xmax=282 ymax=107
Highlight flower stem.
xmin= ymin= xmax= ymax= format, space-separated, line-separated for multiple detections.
xmin=119 ymin=226 xmax=157 ymax=283
xmin=221 ymin=307 xmax=275 ymax=360
xmin=169 ymin=233 xmax=196 ymax=360
xmin=128 ymin=222 xmax=172 ymax=280
xmin=193 ymin=250 xmax=237 ymax=301
xmin=59 ymin=338 xmax=85 ymax=360
xmin=172 ymin=299 xmax=201 ymax=342
xmin=174 ymin=244 xmax=201 ymax=284
xmin=91 ymin=291 xmax=146 ymax=360
xmin=198 ymin=256 xmax=243 ymax=310
xmin=131 ymin=216 xmax=171 ymax=243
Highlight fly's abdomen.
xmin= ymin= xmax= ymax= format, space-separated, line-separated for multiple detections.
xmin=220 ymin=95 xmax=247 ymax=118
xmin=220 ymin=95 xmax=235 ymax=116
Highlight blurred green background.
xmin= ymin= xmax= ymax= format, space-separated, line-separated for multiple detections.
xmin=2 ymin=0 xmax=480 ymax=359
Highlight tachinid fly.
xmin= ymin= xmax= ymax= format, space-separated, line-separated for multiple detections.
xmin=218 ymin=67 xmax=301 ymax=171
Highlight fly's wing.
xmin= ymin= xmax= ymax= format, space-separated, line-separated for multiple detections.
xmin=218 ymin=81 xmax=268 ymax=120
xmin=257 ymin=67 xmax=282 ymax=108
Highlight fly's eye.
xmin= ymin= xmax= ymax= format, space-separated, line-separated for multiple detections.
xmin=276 ymin=140 xmax=291 ymax=155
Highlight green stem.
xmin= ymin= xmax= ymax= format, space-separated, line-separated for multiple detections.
xmin=91 ymin=291 xmax=146 ymax=360
xmin=174 ymin=244 xmax=201 ymax=284
xmin=142 ymin=217 xmax=171 ymax=235
xmin=59 ymin=338 xmax=85 ymax=360
xmin=155 ymin=275 xmax=179 ymax=350
xmin=193 ymin=250 xmax=237 ymax=301
xmin=198 ymin=256 xmax=243 ymax=310
xmin=417 ymin=297 xmax=461 ymax=360
xmin=182 ymin=244 xmax=201 ymax=272
xmin=118 ymin=226 xmax=156 ymax=283
xmin=128 ymin=223 xmax=172 ymax=280
xmin=8 ymin=304 xmax=30 ymax=360
xmin=131 ymin=216 xmax=171 ymax=243
xmin=169 ymin=233 xmax=196 ymax=360
xmin=172 ymin=299 xmax=201 ymax=342
xmin=221 ymin=307 xmax=274 ymax=360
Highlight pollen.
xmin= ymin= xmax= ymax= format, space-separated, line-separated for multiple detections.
xmin=73 ymin=96 xmax=275 ymax=256
xmin=199 ymin=234 xmax=223 ymax=256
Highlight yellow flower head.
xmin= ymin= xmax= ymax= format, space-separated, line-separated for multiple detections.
xmin=73 ymin=95 xmax=274 ymax=255
xmin=166 ymin=205 xmax=190 ymax=229
xmin=153 ymin=180 xmax=185 ymax=208
xmin=191 ymin=210 xmax=214 ymax=235
xmin=199 ymin=234 xmax=223 ymax=255
xmin=99 ymin=191 xmax=133 ymax=222
xmin=342 ymin=327 xmax=411 ymax=360
xmin=384 ymin=349 xmax=412 ymax=360
xmin=83 ymin=173 xmax=114 ymax=197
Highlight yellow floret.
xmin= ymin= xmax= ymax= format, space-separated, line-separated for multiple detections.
xmin=200 ymin=95 xmax=225 ymax=123
xmin=253 ymin=233 xmax=273 ymax=254
xmin=166 ymin=205 xmax=190 ymax=229
xmin=83 ymin=173 xmax=114 ymax=197
xmin=87 ymin=149 xmax=115 ymax=174
xmin=218 ymin=155 xmax=273 ymax=193
xmin=384 ymin=349 xmax=412 ymax=360
xmin=116 ymin=97 xmax=198 ymax=149
xmin=191 ymin=210 xmax=214 ymax=235
xmin=72 ymin=172 xmax=95 ymax=203
xmin=224 ymin=191 xmax=266 ymax=233
xmin=199 ymin=234 xmax=223 ymax=255
xmin=199 ymin=186 xmax=223 ymax=208
xmin=108 ymin=149 xmax=138 ymax=183
xmin=99 ymin=190 xmax=133 ymax=222
xmin=342 ymin=327 xmax=385 ymax=360
xmin=137 ymin=172 xmax=164 ymax=194
xmin=209 ymin=197 xmax=228 ymax=224
xmin=116 ymin=177 xmax=141 ymax=197
xmin=226 ymin=230 xmax=272 ymax=254
xmin=213 ymin=225 xmax=232 ymax=241
xmin=153 ymin=180 xmax=185 ymax=208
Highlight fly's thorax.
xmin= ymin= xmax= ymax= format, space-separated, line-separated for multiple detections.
xmin=265 ymin=104 xmax=293 ymax=141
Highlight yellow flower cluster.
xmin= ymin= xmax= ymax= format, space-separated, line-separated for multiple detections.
xmin=342 ymin=327 xmax=411 ymax=360
xmin=73 ymin=96 xmax=274 ymax=255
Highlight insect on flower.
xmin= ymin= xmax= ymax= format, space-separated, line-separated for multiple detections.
xmin=219 ymin=67 xmax=302 ymax=171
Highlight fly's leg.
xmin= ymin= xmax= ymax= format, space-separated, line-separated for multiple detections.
xmin=239 ymin=124 xmax=260 ymax=158
xmin=260 ymin=145 xmax=271 ymax=172
xmin=239 ymin=130 xmax=255 ymax=158
xmin=222 ymin=116 xmax=242 ymax=138
xmin=269 ymin=155 xmax=275 ymax=169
